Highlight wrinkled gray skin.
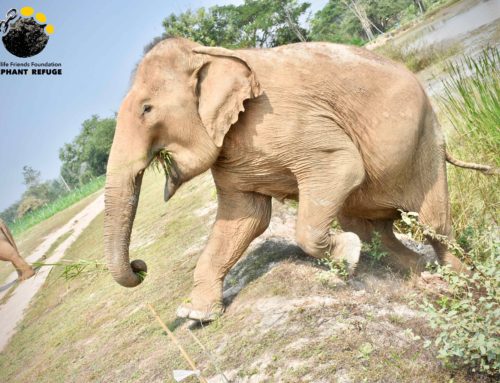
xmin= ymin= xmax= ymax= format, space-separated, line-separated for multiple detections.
xmin=104 ymin=37 xmax=486 ymax=322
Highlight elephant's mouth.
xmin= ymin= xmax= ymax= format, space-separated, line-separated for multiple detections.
xmin=150 ymin=149 xmax=181 ymax=202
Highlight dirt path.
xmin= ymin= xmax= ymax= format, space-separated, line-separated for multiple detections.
xmin=0 ymin=194 xmax=104 ymax=352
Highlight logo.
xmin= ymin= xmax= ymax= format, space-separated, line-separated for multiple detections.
xmin=0 ymin=6 xmax=54 ymax=58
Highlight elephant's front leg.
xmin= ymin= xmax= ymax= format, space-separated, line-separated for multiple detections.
xmin=177 ymin=190 xmax=271 ymax=321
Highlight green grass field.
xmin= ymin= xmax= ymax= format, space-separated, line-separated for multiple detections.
xmin=9 ymin=176 xmax=105 ymax=236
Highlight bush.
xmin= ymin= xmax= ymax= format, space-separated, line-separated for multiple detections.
xmin=16 ymin=195 xmax=46 ymax=218
xmin=375 ymin=42 xmax=460 ymax=72
xmin=422 ymin=257 xmax=499 ymax=375
xmin=399 ymin=210 xmax=499 ymax=375
xmin=407 ymin=47 xmax=500 ymax=376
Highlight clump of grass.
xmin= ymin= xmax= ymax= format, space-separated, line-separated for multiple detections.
xmin=33 ymin=259 xmax=108 ymax=281
xmin=317 ymin=256 xmax=349 ymax=281
xmin=136 ymin=270 xmax=148 ymax=282
xmin=376 ymin=42 xmax=460 ymax=72
xmin=440 ymin=46 xmax=500 ymax=236
xmin=10 ymin=176 xmax=105 ymax=236
xmin=32 ymin=259 xmax=147 ymax=282
xmin=362 ymin=231 xmax=387 ymax=266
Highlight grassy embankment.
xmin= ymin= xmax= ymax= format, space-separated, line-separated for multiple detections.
xmin=0 ymin=48 xmax=497 ymax=383
xmin=0 ymin=169 xmax=494 ymax=381
xmin=372 ymin=0 xmax=500 ymax=74
xmin=443 ymin=48 xmax=499 ymax=235
xmin=9 ymin=176 xmax=105 ymax=236
xmin=375 ymin=42 xmax=461 ymax=72
xmin=0 ymin=188 xmax=103 ymax=285
xmin=419 ymin=48 xmax=499 ymax=375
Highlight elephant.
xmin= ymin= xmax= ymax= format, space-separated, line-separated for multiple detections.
xmin=0 ymin=219 xmax=35 ymax=281
xmin=104 ymin=37 xmax=495 ymax=322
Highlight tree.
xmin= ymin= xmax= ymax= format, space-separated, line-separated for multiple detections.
xmin=414 ymin=0 xmax=426 ymax=14
xmin=364 ymin=0 xmax=414 ymax=33
xmin=162 ymin=0 xmax=311 ymax=49
xmin=4 ymin=167 xmax=68 ymax=220
xmin=0 ymin=202 xmax=20 ymax=224
xmin=344 ymin=0 xmax=375 ymax=41
xmin=22 ymin=165 xmax=41 ymax=187
xmin=59 ymin=115 xmax=116 ymax=187
xmin=310 ymin=0 xmax=417 ymax=44
xmin=309 ymin=0 xmax=365 ymax=44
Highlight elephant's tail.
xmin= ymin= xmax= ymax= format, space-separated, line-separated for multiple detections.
xmin=446 ymin=151 xmax=499 ymax=175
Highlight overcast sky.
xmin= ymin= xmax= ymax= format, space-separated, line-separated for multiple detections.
xmin=0 ymin=0 xmax=329 ymax=211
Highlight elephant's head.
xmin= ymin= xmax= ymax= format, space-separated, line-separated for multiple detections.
xmin=104 ymin=38 xmax=262 ymax=287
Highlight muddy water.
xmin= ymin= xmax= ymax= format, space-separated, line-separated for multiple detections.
xmin=409 ymin=0 xmax=500 ymax=50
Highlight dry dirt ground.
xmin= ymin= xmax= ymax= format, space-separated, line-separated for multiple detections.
xmin=0 ymin=172 xmax=493 ymax=382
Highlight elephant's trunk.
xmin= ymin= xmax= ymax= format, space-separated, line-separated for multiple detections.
xmin=104 ymin=166 xmax=147 ymax=288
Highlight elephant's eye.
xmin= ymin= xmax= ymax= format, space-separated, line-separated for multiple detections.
xmin=142 ymin=104 xmax=153 ymax=114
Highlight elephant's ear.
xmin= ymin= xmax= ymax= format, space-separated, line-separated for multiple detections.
xmin=192 ymin=46 xmax=262 ymax=147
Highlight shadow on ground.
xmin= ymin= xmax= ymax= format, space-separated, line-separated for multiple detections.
xmin=223 ymin=239 xmax=310 ymax=307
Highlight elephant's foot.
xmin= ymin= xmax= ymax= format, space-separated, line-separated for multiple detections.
xmin=18 ymin=266 xmax=35 ymax=281
xmin=332 ymin=232 xmax=361 ymax=274
xmin=176 ymin=300 xmax=224 ymax=322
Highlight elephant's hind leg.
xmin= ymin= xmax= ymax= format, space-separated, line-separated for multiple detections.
xmin=339 ymin=216 xmax=426 ymax=273
xmin=295 ymin=144 xmax=365 ymax=273
xmin=417 ymin=168 xmax=464 ymax=272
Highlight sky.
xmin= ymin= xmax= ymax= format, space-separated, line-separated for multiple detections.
xmin=0 ymin=0 xmax=330 ymax=211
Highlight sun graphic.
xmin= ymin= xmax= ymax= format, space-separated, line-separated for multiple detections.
xmin=19 ymin=6 xmax=54 ymax=35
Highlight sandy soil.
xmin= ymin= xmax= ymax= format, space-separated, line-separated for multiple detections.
xmin=0 ymin=194 xmax=104 ymax=352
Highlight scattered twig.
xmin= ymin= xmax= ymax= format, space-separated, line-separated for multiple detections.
xmin=147 ymin=303 xmax=208 ymax=383
xmin=187 ymin=328 xmax=230 ymax=383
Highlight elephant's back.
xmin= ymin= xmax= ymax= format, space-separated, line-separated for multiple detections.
xmin=237 ymin=42 xmax=437 ymax=195
xmin=238 ymin=41 xmax=429 ymax=150
xmin=240 ymin=42 xmax=413 ymax=82
xmin=239 ymin=42 xmax=424 ymax=114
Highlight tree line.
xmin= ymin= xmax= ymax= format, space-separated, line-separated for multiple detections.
xmin=1 ymin=0 xmax=446 ymax=223
xmin=0 ymin=116 xmax=116 ymax=224
xmin=161 ymin=0 xmax=440 ymax=48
